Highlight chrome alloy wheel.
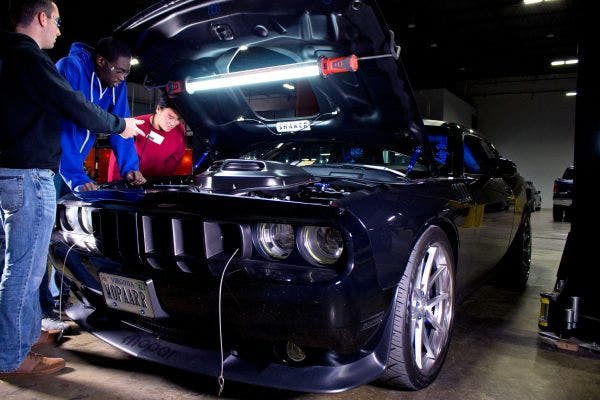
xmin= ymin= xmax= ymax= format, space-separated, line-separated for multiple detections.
xmin=410 ymin=242 xmax=454 ymax=373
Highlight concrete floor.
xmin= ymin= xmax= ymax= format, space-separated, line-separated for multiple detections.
xmin=1 ymin=209 xmax=599 ymax=400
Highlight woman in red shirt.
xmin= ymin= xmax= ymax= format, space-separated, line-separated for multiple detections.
xmin=108 ymin=93 xmax=186 ymax=181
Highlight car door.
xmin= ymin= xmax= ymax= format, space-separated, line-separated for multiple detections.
xmin=459 ymin=134 xmax=515 ymax=285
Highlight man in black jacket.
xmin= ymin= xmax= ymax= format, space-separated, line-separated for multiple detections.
xmin=0 ymin=0 xmax=143 ymax=377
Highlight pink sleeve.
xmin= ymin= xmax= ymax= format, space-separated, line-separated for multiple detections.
xmin=107 ymin=151 xmax=122 ymax=182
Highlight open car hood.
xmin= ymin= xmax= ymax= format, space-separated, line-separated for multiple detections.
xmin=116 ymin=0 xmax=432 ymax=171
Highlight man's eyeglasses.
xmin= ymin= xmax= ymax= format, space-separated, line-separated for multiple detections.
xmin=46 ymin=14 xmax=61 ymax=27
xmin=106 ymin=60 xmax=130 ymax=77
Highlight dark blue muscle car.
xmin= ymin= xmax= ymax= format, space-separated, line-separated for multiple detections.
xmin=49 ymin=0 xmax=531 ymax=393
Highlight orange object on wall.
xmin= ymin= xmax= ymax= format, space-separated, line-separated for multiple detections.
xmin=84 ymin=147 xmax=193 ymax=183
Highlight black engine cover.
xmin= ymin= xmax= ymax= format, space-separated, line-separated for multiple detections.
xmin=195 ymin=159 xmax=316 ymax=195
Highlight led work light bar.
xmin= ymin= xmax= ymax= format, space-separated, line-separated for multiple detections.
xmin=167 ymin=55 xmax=359 ymax=95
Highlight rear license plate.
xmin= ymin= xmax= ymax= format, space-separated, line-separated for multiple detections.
xmin=99 ymin=273 xmax=155 ymax=318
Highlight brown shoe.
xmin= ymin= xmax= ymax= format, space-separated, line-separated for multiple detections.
xmin=0 ymin=352 xmax=65 ymax=378
xmin=31 ymin=330 xmax=59 ymax=351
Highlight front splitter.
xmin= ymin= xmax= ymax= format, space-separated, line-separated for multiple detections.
xmin=66 ymin=298 xmax=388 ymax=393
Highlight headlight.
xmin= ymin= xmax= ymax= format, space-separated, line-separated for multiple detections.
xmin=61 ymin=206 xmax=79 ymax=231
xmin=57 ymin=205 xmax=98 ymax=252
xmin=80 ymin=207 xmax=95 ymax=234
xmin=255 ymin=223 xmax=295 ymax=260
xmin=297 ymin=226 xmax=344 ymax=265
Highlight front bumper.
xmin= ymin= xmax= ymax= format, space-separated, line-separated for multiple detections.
xmin=51 ymin=239 xmax=395 ymax=392
xmin=553 ymin=198 xmax=572 ymax=207
xmin=66 ymin=297 xmax=392 ymax=392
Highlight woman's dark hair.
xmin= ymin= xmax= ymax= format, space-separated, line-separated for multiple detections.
xmin=9 ymin=0 xmax=54 ymax=26
xmin=95 ymin=36 xmax=131 ymax=62
xmin=155 ymin=92 xmax=179 ymax=113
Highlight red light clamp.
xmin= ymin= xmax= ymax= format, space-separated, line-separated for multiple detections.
xmin=319 ymin=55 xmax=359 ymax=77
xmin=165 ymin=80 xmax=184 ymax=98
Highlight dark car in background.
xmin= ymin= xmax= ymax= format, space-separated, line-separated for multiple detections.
xmin=49 ymin=0 xmax=531 ymax=393
xmin=553 ymin=166 xmax=574 ymax=222
xmin=527 ymin=181 xmax=542 ymax=211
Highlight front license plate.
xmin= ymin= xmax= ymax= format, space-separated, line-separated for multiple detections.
xmin=99 ymin=273 xmax=155 ymax=318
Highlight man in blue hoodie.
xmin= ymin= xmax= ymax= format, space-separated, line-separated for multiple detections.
xmin=56 ymin=36 xmax=146 ymax=191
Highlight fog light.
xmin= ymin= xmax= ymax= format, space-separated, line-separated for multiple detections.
xmin=286 ymin=341 xmax=306 ymax=363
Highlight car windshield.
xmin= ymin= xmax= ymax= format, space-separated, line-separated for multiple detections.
xmin=563 ymin=167 xmax=575 ymax=180
xmin=241 ymin=141 xmax=428 ymax=182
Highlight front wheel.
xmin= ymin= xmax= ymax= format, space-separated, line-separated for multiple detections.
xmin=379 ymin=226 xmax=455 ymax=390
xmin=498 ymin=211 xmax=532 ymax=290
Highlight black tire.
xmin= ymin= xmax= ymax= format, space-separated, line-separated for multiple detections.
xmin=499 ymin=211 xmax=531 ymax=289
xmin=564 ymin=207 xmax=573 ymax=222
xmin=552 ymin=206 xmax=563 ymax=222
xmin=379 ymin=226 xmax=455 ymax=390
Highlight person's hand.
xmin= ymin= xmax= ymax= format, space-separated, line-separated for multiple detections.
xmin=125 ymin=170 xmax=146 ymax=185
xmin=75 ymin=182 xmax=98 ymax=191
xmin=120 ymin=118 xmax=145 ymax=139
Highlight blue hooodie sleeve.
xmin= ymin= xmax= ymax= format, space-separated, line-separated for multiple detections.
xmin=107 ymin=84 xmax=139 ymax=178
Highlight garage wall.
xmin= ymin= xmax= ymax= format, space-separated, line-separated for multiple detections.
xmin=469 ymin=75 xmax=576 ymax=209
xmin=442 ymin=90 xmax=477 ymax=128
xmin=128 ymin=82 xmax=158 ymax=116
xmin=414 ymin=89 xmax=445 ymax=121
xmin=414 ymin=88 xmax=476 ymax=128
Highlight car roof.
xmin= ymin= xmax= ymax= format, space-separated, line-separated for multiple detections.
xmin=423 ymin=119 xmax=485 ymax=138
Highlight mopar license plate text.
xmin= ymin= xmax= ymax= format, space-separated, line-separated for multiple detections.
xmin=99 ymin=273 xmax=155 ymax=318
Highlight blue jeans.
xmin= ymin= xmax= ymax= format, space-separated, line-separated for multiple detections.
xmin=40 ymin=262 xmax=56 ymax=318
xmin=0 ymin=168 xmax=56 ymax=372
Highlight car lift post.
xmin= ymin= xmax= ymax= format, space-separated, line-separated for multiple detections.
xmin=539 ymin=0 xmax=600 ymax=350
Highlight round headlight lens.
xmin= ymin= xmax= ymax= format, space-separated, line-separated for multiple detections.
xmin=297 ymin=226 xmax=344 ymax=265
xmin=256 ymin=223 xmax=295 ymax=260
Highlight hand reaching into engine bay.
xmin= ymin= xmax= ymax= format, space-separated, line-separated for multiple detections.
xmin=125 ymin=170 xmax=147 ymax=185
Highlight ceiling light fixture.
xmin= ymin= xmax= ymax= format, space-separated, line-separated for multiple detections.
xmin=130 ymin=58 xmax=140 ymax=66
xmin=551 ymin=58 xmax=577 ymax=67
xmin=524 ymin=0 xmax=557 ymax=4
xmin=565 ymin=91 xmax=577 ymax=97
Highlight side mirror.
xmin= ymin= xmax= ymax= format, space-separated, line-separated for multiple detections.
xmin=488 ymin=157 xmax=516 ymax=177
